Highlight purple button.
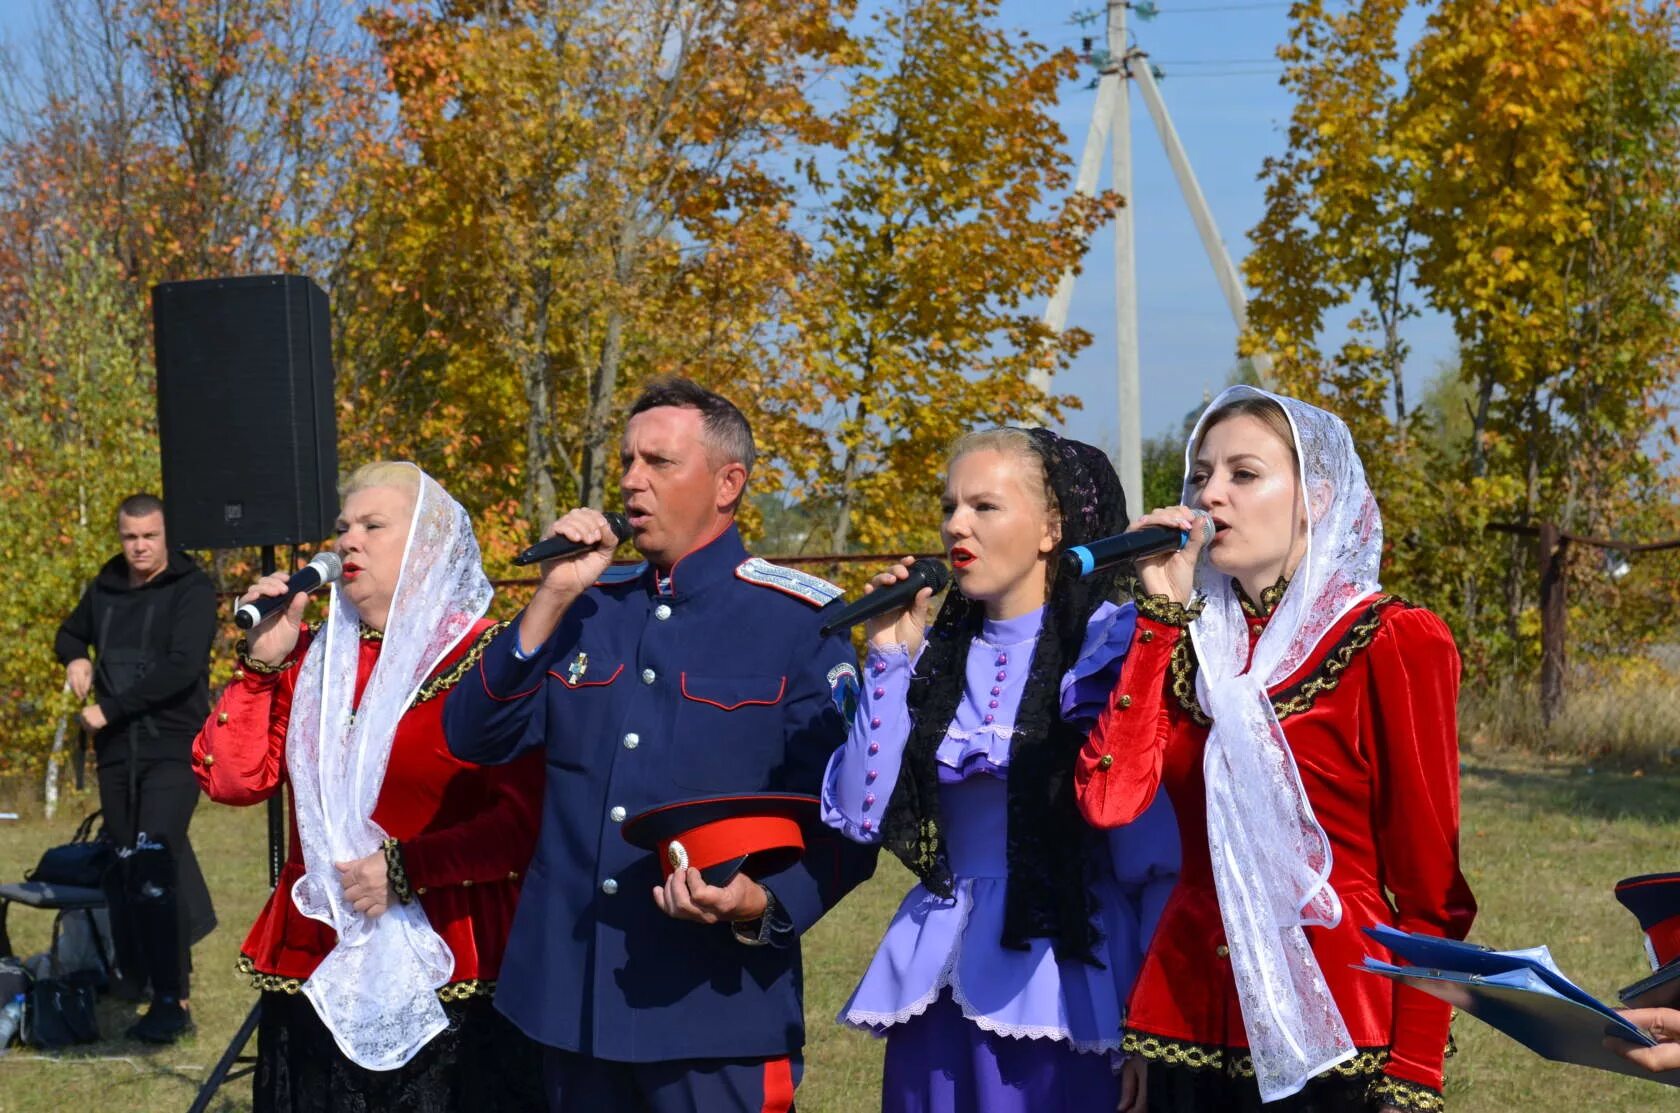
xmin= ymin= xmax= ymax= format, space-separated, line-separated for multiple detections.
xmin=996 ymin=653 xmax=1008 ymax=665
xmin=873 ymin=660 xmax=887 ymax=675
xmin=863 ymin=793 xmax=876 ymax=807
xmin=868 ymin=742 xmax=880 ymax=755
xmin=866 ymin=769 xmax=878 ymax=783
xmin=873 ymin=687 xmax=885 ymax=699
xmin=988 ymin=699 xmax=999 ymax=709
xmin=990 ymin=686 xmax=1002 ymax=697
xmin=870 ymin=717 xmax=882 ymax=729
xmin=861 ymin=819 xmax=873 ymax=832
xmin=983 ymin=714 xmax=995 ymax=725
xmin=995 ymin=670 xmax=1007 ymax=682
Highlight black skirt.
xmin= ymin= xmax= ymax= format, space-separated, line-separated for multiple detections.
xmin=1146 ymin=1061 xmax=1381 ymax=1113
xmin=254 ymin=991 xmax=545 ymax=1113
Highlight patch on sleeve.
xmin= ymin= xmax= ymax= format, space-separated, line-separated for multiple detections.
xmin=734 ymin=557 xmax=843 ymax=607
xmin=827 ymin=662 xmax=860 ymax=721
xmin=595 ymin=561 xmax=648 ymax=587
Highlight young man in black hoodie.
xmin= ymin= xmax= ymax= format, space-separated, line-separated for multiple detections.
xmin=54 ymin=493 xmax=218 ymax=1043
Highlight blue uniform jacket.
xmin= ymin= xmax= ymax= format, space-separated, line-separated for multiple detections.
xmin=444 ymin=524 xmax=877 ymax=1061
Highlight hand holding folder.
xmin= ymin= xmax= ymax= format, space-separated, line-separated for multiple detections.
xmin=1357 ymin=924 xmax=1680 ymax=1085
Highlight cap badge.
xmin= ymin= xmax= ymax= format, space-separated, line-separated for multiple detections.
xmin=667 ymin=840 xmax=690 ymax=872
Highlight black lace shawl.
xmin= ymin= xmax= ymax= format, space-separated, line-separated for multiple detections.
xmin=878 ymin=429 xmax=1128 ymax=963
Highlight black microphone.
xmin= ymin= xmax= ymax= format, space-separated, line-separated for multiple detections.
xmin=817 ymin=558 xmax=950 ymax=636
xmin=513 ymin=511 xmax=633 ymax=567
xmin=234 ymin=552 xmax=344 ymax=630
xmin=1060 ymin=525 xmax=1190 ymax=579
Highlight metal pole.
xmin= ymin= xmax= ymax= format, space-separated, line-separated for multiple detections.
xmin=1038 ymin=75 xmax=1120 ymax=356
xmin=1130 ymin=53 xmax=1274 ymax=389
xmin=261 ymin=545 xmax=284 ymax=887
xmin=1112 ymin=0 xmax=1143 ymax=507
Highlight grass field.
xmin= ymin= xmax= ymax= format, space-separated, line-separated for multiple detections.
xmin=1 ymin=750 xmax=1677 ymax=1111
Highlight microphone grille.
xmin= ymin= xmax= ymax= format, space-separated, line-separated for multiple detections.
xmin=909 ymin=557 xmax=950 ymax=594
xmin=311 ymin=551 xmax=345 ymax=581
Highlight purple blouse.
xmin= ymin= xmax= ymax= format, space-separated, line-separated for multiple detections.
xmin=821 ymin=602 xmax=1179 ymax=1052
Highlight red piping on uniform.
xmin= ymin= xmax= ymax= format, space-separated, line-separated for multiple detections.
xmin=548 ymin=663 xmax=624 ymax=689
xmin=680 ymin=673 xmax=786 ymax=710
xmin=761 ymin=1056 xmax=795 ymax=1113
xmin=478 ymin=657 xmax=543 ymax=703
xmin=660 ymin=518 xmax=737 ymax=592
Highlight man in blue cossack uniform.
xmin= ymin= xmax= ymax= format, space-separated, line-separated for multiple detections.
xmin=445 ymin=377 xmax=875 ymax=1112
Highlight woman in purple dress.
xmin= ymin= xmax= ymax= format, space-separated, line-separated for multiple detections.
xmin=822 ymin=427 xmax=1180 ymax=1112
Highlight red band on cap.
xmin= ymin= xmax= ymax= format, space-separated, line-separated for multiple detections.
xmin=659 ymin=815 xmax=806 ymax=878
xmin=1649 ymin=914 xmax=1680 ymax=967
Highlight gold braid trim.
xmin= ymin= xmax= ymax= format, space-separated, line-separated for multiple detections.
xmin=237 ymin=955 xmax=496 ymax=1002
xmin=1237 ymin=576 xmax=1291 ymax=618
xmin=384 ymin=837 xmax=413 ymax=904
xmin=1168 ymin=596 xmax=1404 ymax=724
xmin=1122 ymin=1032 xmax=1390 ymax=1079
xmin=234 ymin=639 xmax=288 ymax=675
xmin=1121 ymin=574 xmax=1206 ymax=628
xmin=1169 ymin=637 xmax=1212 ymax=726
xmin=413 ymin=621 xmax=507 ymax=706
xmin=1369 ymin=1075 xmax=1446 ymax=1111
xmin=1134 ymin=592 xmax=1205 ymax=628
xmin=358 ymin=622 xmax=384 ymax=641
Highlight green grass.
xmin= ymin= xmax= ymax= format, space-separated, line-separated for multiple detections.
xmin=1 ymin=752 xmax=1677 ymax=1111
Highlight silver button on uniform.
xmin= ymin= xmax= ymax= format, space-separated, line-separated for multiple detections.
xmin=610 ymin=806 xmax=627 ymax=823
xmin=623 ymin=732 xmax=640 ymax=749
xmin=641 ymin=668 xmax=656 ymax=685
xmin=654 ymin=604 xmax=672 ymax=621
xmin=601 ymin=878 xmax=619 ymax=895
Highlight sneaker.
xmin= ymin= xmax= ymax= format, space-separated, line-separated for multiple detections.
xmin=127 ymin=999 xmax=192 ymax=1044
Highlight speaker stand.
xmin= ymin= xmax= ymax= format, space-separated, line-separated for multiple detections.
xmin=190 ymin=545 xmax=285 ymax=1111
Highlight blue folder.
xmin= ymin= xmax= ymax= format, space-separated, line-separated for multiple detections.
xmin=1359 ymin=924 xmax=1680 ymax=1085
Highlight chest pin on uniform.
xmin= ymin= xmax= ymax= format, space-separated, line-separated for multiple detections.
xmin=566 ymin=652 xmax=589 ymax=685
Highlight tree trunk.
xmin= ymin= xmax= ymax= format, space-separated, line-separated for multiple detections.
xmin=517 ymin=275 xmax=558 ymax=533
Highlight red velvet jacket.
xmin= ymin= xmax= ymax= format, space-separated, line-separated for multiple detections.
xmin=192 ymin=619 xmax=544 ymax=991
xmin=1075 ymin=590 xmax=1476 ymax=1109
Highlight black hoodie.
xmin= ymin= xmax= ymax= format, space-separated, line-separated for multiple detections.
xmin=54 ymin=549 xmax=218 ymax=760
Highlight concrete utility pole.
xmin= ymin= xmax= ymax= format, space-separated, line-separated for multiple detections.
xmin=1039 ymin=1 xmax=1275 ymax=508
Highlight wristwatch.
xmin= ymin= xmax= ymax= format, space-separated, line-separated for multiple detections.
xmin=731 ymin=884 xmax=781 ymax=947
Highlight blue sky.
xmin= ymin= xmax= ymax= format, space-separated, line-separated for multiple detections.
xmin=0 ymin=0 xmax=1456 ymax=446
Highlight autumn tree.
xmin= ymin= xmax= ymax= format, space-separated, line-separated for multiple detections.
xmin=347 ymin=0 xmax=854 ymax=548
xmin=1245 ymin=0 xmax=1680 ymax=675
xmin=786 ymin=0 xmax=1115 ymax=555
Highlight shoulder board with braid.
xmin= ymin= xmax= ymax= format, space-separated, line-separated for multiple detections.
xmin=734 ymin=557 xmax=843 ymax=608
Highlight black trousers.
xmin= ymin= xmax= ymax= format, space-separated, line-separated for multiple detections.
xmin=96 ymin=754 xmax=215 ymax=999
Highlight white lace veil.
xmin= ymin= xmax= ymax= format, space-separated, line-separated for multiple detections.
xmin=286 ymin=466 xmax=493 ymax=1070
xmin=1183 ymin=386 xmax=1382 ymax=1101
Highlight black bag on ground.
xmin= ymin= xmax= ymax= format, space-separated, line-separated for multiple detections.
xmin=23 ymin=916 xmax=99 ymax=1049
xmin=26 ymin=811 xmax=114 ymax=890
xmin=25 ymin=970 xmax=99 ymax=1048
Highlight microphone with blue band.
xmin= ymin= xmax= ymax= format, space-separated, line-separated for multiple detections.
xmin=1060 ymin=512 xmax=1215 ymax=579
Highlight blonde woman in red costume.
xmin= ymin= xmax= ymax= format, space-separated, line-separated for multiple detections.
xmin=1076 ymin=387 xmax=1476 ymax=1112
xmin=195 ymin=462 xmax=544 ymax=1112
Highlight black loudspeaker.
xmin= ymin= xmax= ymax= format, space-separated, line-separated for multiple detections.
xmin=153 ymin=275 xmax=338 ymax=549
